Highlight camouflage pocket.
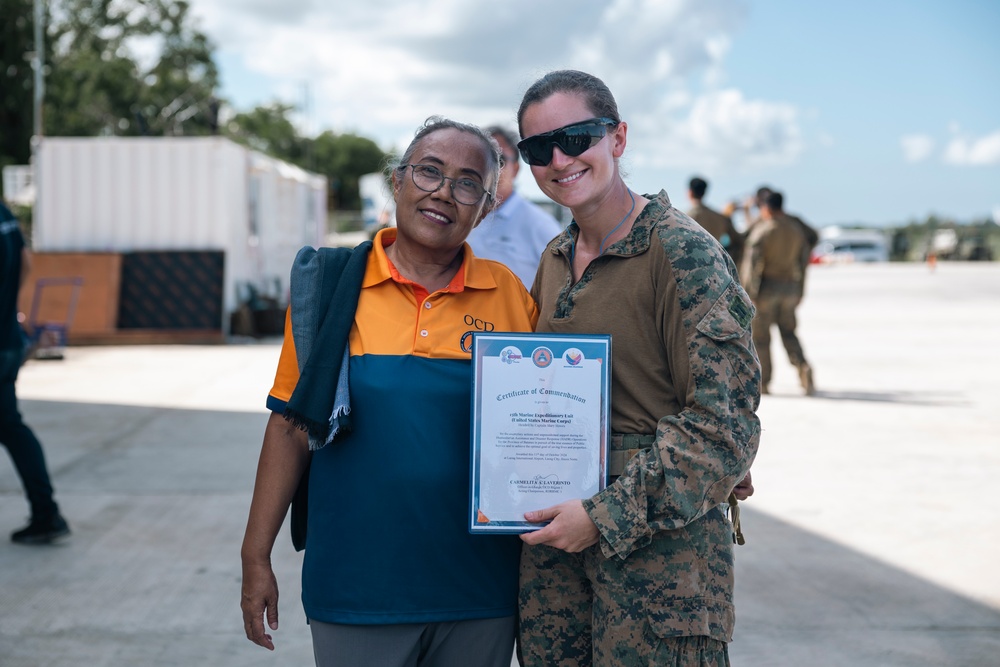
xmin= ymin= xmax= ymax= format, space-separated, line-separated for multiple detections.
xmin=646 ymin=632 xmax=732 ymax=667
xmin=645 ymin=597 xmax=736 ymax=645
xmin=693 ymin=280 xmax=761 ymax=404
xmin=695 ymin=280 xmax=754 ymax=342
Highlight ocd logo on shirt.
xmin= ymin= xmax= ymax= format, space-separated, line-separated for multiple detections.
xmin=464 ymin=314 xmax=495 ymax=331
xmin=460 ymin=314 xmax=496 ymax=353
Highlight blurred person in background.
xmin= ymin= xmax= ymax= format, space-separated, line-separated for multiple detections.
xmin=0 ymin=200 xmax=71 ymax=545
xmin=734 ymin=186 xmax=818 ymax=289
xmin=240 ymin=117 xmax=537 ymax=667
xmin=778 ymin=192 xmax=819 ymax=297
xmin=514 ymin=69 xmax=760 ymax=667
xmin=465 ymin=125 xmax=562 ymax=288
xmin=687 ymin=175 xmax=744 ymax=266
xmin=729 ymin=186 xmax=772 ymax=233
xmin=740 ymin=190 xmax=815 ymax=395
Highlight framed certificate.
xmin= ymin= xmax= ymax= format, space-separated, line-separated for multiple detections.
xmin=469 ymin=332 xmax=611 ymax=534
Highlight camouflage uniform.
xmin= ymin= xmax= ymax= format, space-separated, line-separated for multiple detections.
xmin=687 ymin=202 xmax=744 ymax=268
xmin=521 ymin=191 xmax=761 ymax=666
xmin=740 ymin=213 xmax=813 ymax=393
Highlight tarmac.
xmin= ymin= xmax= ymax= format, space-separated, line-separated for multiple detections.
xmin=1 ymin=262 xmax=999 ymax=667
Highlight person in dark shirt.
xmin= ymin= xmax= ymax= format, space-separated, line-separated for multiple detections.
xmin=0 ymin=200 xmax=70 ymax=544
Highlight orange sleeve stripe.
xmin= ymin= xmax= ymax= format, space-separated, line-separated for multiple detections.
xmin=269 ymin=307 xmax=299 ymax=404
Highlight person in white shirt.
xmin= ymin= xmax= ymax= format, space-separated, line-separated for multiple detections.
xmin=465 ymin=126 xmax=563 ymax=288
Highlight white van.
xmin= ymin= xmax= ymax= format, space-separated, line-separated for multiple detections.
xmin=813 ymin=227 xmax=889 ymax=263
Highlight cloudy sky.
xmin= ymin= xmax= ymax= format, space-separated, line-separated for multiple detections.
xmin=187 ymin=0 xmax=999 ymax=227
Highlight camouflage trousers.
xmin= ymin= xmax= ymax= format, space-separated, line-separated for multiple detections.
xmin=518 ymin=541 xmax=732 ymax=667
xmin=751 ymin=291 xmax=809 ymax=387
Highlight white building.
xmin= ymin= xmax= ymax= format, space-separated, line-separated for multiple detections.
xmin=31 ymin=136 xmax=327 ymax=334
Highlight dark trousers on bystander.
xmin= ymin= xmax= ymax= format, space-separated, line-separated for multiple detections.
xmin=0 ymin=349 xmax=60 ymax=522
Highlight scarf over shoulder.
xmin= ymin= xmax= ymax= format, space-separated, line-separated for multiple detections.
xmin=283 ymin=240 xmax=372 ymax=449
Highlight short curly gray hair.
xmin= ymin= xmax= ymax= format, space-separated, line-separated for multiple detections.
xmin=388 ymin=116 xmax=502 ymax=207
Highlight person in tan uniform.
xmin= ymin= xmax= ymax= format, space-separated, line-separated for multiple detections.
xmin=687 ymin=176 xmax=744 ymax=266
xmin=734 ymin=186 xmax=818 ymax=298
xmin=741 ymin=190 xmax=815 ymax=395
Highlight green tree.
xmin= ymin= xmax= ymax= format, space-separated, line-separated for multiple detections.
xmin=225 ymin=103 xmax=304 ymax=161
xmin=44 ymin=0 xmax=219 ymax=137
xmin=225 ymin=105 xmax=386 ymax=210
xmin=0 ymin=0 xmax=41 ymax=170
xmin=1 ymin=0 xmax=387 ymax=212
xmin=138 ymin=0 xmax=220 ymax=135
xmin=311 ymin=131 xmax=385 ymax=210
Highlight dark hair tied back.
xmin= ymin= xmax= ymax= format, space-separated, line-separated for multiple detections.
xmin=517 ymin=70 xmax=620 ymax=138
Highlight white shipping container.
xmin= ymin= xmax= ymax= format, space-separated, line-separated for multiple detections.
xmin=34 ymin=137 xmax=327 ymax=330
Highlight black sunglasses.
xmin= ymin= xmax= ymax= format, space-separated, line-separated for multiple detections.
xmin=517 ymin=117 xmax=619 ymax=166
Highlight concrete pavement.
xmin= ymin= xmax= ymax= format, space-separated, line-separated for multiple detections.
xmin=1 ymin=262 xmax=998 ymax=666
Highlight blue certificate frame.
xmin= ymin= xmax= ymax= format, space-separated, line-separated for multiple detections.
xmin=469 ymin=332 xmax=611 ymax=534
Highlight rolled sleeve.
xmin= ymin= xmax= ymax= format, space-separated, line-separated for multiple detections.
xmin=583 ymin=482 xmax=653 ymax=559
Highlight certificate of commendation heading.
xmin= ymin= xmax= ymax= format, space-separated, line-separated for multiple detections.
xmin=469 ymin=332 xmax=611 ymax=534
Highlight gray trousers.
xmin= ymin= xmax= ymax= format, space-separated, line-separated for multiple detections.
xmin=309 ymin=615 xmax=515 ymax=667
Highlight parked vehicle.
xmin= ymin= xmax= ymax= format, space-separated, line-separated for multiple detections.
xmin=812 ymin=227 xmax=889 ymax=263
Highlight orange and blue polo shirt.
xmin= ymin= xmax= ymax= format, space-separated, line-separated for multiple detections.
xmin=268 ymin=227 xmax=538 ymax=625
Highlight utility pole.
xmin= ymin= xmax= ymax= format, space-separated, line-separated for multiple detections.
xmin=33 ymin=0 xmax=44 ymax=139
xmin=31 ymin=0 xmax=45 ymax=231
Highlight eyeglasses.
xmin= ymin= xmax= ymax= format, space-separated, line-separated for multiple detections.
xmin=499 ymin=153 xmax=517 ymax=168
xmin=517 ymin=117 xmax=619 ymax=166
xmin=404 ymin=164 xmax=492 ymax=206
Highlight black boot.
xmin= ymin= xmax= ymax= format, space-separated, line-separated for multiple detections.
xmin=11 ymin=514 xmax=71 ymax=544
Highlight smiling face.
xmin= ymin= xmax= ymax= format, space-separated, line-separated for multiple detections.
xmin=391 ymin=127 xmax=493 ymax=257
xmin=519 ymin=92 xmax=627 ymax=215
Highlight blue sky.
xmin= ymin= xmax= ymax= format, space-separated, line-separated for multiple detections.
xmin=189 ymin=0 xmax=999 ymax=227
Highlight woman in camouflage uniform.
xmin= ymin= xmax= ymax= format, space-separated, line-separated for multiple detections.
xmin=515 ymin=70 xmax=761 ymax=667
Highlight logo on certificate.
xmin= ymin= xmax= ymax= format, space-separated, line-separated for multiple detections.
xmin=563 ymin=348 xmax=584 ymax=366
xmin=499 ymin=346 xmax=523 ymax=364
xmin=531 ymin=347 xmax=554 ymax=368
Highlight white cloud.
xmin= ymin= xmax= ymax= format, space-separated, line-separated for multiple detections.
xmin=182 ymin=0 xmax=818 ymax=172
xmin=633 ymin=89 xmax=803 ymax=169
xmin=186 ymin=0 xmax=749 ymax=147
xmin=900 ymin=134 xmax=935 ymax=163
xmin=943 ymin=130 xmax=1000 ymax=166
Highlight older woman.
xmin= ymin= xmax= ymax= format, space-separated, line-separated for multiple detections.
xmin=240 ymin=117 xmax=537 ymax=667
xmin=514 ymin=71 xmax=761 ymax=667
